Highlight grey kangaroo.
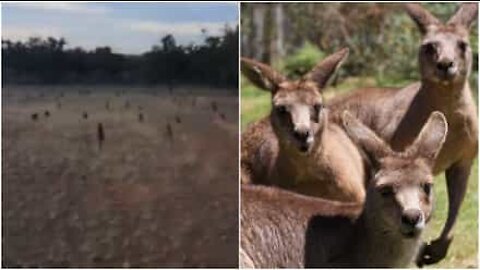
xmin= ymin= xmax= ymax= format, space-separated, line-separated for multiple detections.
xmin=241 ymin=49 xmax=366 ymax=203
xmin=328 ymin=3 xmax=478 ymax=265
xmin=241 ymin=111 xmax=448 ymax=268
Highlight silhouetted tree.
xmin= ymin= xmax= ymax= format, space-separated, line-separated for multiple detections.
xmin=2 ymin=26 xmax=239 ymax=88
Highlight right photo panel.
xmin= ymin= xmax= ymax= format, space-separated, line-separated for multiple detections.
xmin=240 ymin=3 xmax=478 ymax=268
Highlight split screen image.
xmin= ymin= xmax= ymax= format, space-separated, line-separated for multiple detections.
xmin=2 ymin=2 xmax=478 ymax=268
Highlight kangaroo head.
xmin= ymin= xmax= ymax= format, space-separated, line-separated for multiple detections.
xmin=343 ymin=111 xmax=447 ymax=238
xmin=406 ymin=3 xmax=477 ymax=86
xmin=241 ymin=48 xmax=349 ymax=153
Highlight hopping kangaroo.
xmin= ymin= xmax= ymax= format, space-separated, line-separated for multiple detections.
xmin=241 ymin=111 xmax=448 ymax=268
xmin=241 ymin=48 xmax=366 ymax=202
xmin=328 ymin=3 xmax=478 ymax=265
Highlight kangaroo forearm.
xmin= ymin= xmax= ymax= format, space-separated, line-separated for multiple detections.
xmin=440 ymin=160 xmax=472 ymax=239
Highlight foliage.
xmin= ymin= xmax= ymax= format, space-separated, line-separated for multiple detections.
xmin=242 ymin=3 xmax=478 ymax=89
xmin=241 ymin=78 xmax=271 ymax=129
xmin=2 ymin=26 xmax=238 ymax=88
xmin=279 ymin=42 xmax=325 ymax=79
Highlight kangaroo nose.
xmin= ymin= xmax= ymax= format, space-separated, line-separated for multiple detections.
xmin=401 ymin=209 xmax=423 ymax=227
xmin=293 ymin=129 xmax=310 ymax=142
xmin=436 ymin=61 xmax=454 ymax=72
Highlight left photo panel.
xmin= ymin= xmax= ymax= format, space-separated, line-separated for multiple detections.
xmin=2 ymin=2 xmax=239 ymax=268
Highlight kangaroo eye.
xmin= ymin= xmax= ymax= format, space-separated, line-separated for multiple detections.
xmin=311 ymin=104 xmax=323 ymax=123
xmin=379 ymin=186 xmax=395 ymax=198
xmin=313 ymin=104 xmax=324 ymax=113
xmin=423 ymin=42 xmax=437 ymax=55
xmin=458 ymin=41 xmax=468 ymax=52
xmin=422 ymin=183 xmax=432 ymax=196
xmin=277 ymin=105 xmax=288 ymax=115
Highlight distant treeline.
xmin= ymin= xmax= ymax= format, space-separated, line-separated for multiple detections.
xmin=2 ymin=26 xmax=238 ymax=87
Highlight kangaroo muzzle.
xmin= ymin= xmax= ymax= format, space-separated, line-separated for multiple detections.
xmin=436 ymin=59 xmax=457 ymax=80
xmin=400 ymin=208 xmax=425 ymax=238
xmin=293 ymin=128 xmax=313 ymax=152
xmin=291 ymin=106 xmax=315 ymax=152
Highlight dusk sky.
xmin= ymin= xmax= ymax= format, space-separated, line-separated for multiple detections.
xmin=2 ymin=2 xmax=238 ymax=54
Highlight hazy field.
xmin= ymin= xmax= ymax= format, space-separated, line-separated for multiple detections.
xmin=2 ymin=85 xmax=239 ymax=267
xmin=241 ymin=80 xmax=478 ymax=268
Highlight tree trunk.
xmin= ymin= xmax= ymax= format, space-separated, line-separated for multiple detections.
xmin=275 ymin=4 xmax=285 ymax=59
xmin=252 ymin=4 xmax=266 ymax=61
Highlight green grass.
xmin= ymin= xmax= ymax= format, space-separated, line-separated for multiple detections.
xmin=240 ymin=80 xmax=271 ymax=130
xmin=424 ymin=160 xmax=478 ymax=268
xmin=241 ymin=78 xmax=478 ymax=268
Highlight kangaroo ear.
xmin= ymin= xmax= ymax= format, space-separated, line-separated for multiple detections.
xmin=448 ymin=3 xmax=478 ymax=29
xmin=342 ymin=111 xmax=391 ymax=162
xmin=241 ymin=58 xmax=285 ymax=92
xmin=303 ymin=48 xmax=349 ymax=90
xmin=405 ymin=3 xmax=441 ymax=34
xmin=408 ymin=111 xmax=448 ymax=167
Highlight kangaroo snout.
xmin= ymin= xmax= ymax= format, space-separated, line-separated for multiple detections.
xmin=401 ymin=208 xmax=425 ymax=237
xmin=436 ymin=60 xmax=457 ymax=78
xmin=293 ymin=128 xmax=310 ymax=142
xmin=293 ymin=127 xmax=313 ymax=152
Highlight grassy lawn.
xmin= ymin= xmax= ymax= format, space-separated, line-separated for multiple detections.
xmin=241 ymin=78 xmax=478 ymax=268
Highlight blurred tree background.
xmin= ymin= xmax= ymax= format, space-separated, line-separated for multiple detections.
xmin=2 ymin=26 xmax=238 ymax=88
xmin=241 ymin=3 xmax=478 ymax=88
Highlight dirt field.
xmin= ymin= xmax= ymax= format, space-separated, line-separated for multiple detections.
xmin=2 ymin=85 xmax=239 ymax=267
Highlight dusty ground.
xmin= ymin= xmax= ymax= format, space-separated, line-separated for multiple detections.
xmin=2 ymin=85 xmax=239 ymax=267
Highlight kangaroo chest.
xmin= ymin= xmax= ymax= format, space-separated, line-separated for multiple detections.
xmin=397 ymin=113 xmax=476 ymax=173
xmin=386 ymin=91 xmax=477 ymax=174
xmin=435 ymin=111 xmax=478 ymax=172
xmin=273 ymin=154 xmax=334 ymax=187
xmin=345 ymin=226 xmax=422 ymax=268
xmin=356 ymin=238 xmax=420 ymax=267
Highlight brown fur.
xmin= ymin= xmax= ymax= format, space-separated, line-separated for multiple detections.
xmin=241 ymin=49 xmax=366 ymax=202
xmin=328 ymin=3 xmax=478 ymax=266
xmin=240 ymin=112 xmax=447 ymax=268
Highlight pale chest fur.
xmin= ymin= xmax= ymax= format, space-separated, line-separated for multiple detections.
xmin=272 ymin=127 xmax=365 ymax=202
xmin=381 ymin=84 xmax=478 ymax=174
xmin=434 ymin=105 xmax=478 ymax=172
xmin=242 ymin=115 xmax=365 ymax=202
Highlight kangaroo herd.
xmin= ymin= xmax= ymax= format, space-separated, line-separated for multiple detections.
xmin=240 ymin=3 xmax=478 ymax=268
